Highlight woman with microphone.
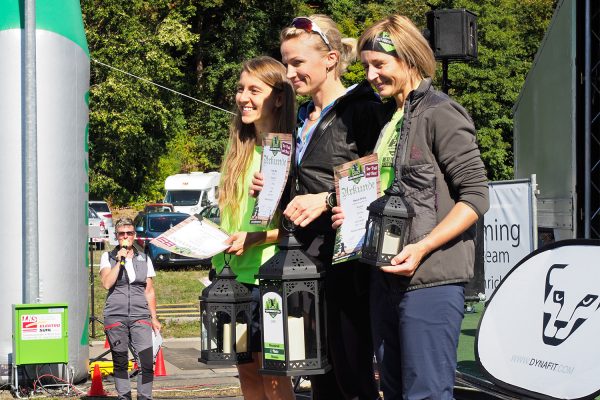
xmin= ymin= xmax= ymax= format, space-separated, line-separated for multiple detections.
xmin=99 ymin=217 xmax=161 ymax=400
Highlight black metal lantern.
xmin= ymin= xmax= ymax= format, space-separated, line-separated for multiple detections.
xmin=256 ymin=225 xmax=331 ymax=376
xmin=360 ymin=194 xmax=415 ymax=266
xmin=199 ymin=258 xmax=253 ymax=365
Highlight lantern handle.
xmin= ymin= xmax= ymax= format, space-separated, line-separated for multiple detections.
xmin=223 ymin=253 xmax=232 ymax=265
xmin=281 ymin=217 xmax=297 ymax=233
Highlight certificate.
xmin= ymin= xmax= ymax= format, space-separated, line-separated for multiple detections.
xmin=150 ymin=215 xmax=230 ymax=260
xmin=250 ymin=133 xmax=293 ymax=226
xmin=332 ymin=154 xmax=380 ymax=264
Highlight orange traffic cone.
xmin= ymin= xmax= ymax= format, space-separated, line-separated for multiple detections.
xmin=104 ymin=338 xmax=110 ymax=349
xmin=88 ymin=364 xmax=107 ymax=397
xmin=154 ymin=348 xmax=167 ymax=376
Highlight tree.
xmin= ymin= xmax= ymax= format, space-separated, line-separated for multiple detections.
xmin=82 ymin=0 xmax=554 ymax=205
xmin=83 ymin=0 xmax=198 ymax=205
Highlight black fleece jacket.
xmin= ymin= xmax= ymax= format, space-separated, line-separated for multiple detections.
xmin=285 ymin=80 xmax=394 ymax=264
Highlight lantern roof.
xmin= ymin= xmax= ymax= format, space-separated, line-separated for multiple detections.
xmin=200 ymin=265 xmax=253 ymax=303
xmin=367 ymin=194 xmax=415 ymax=218
xmin=257 ymin=233 xmax=326 ymax=280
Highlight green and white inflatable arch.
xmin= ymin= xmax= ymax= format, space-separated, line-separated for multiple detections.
xmin=0 ymin=0 xmax=90 ymax=383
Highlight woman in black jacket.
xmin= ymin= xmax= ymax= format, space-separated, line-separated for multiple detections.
xmin=254 ymin=14 xmax=390 ymax=400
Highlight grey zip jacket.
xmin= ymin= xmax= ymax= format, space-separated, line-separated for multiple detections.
xmin=383 ymin=78 xmax=489 ymax=291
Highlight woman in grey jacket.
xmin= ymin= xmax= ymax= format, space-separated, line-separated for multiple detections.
xmin=333 ymin=15 xmax=489 ymax=400
xmin=100 ymin=218 xmax=161 ymax=400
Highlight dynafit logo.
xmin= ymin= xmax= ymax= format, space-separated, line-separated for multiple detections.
xmin=265 ymin=297 xmax=281 ymax=319
xmin=270 ymin=136 xmax=281 ymax=156
xmin=543 ymin=263 xmax=600 ymax=346
xmin=349 ymin=162 xmax=364 ymax=184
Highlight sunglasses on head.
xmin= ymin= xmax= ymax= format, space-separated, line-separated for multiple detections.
xmin=291 ymin=17 xmax=332 ymax=50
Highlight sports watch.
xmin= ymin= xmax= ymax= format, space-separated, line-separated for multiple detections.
xmin=325 ymin=191 xmax=337 ymax=211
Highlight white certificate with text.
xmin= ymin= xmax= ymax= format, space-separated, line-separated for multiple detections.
xmin=150 ymin=215 xmax=230 ymax=260
xmin=332 ymin=154 xmax=380 ymax=264
xmin=250 ymin=133 xmax=292 ymax=226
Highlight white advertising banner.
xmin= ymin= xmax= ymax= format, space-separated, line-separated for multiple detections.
xmin=477 ymin=240 xmax=600 ymax=400
xmin=483 ymin=180 xmax=535 ymax=299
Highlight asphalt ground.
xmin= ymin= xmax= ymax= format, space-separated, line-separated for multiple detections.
xmin=85 ymin=338 xmax=312 ymax=400
xmin=87 ymin=337 xmax=242 ymax=399
xmin=0 ymin=334 xmax=518 ymax=400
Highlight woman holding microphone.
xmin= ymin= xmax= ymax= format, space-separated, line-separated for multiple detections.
xmin=100 ymin=217 xmax=160 ymax=400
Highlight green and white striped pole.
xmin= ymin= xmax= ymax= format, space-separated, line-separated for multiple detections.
xmin=0 ymin=0 xmax=90 ymax=382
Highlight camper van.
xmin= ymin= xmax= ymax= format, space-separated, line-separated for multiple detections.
xmin=164 ymin=172 xmax=220 ymax=215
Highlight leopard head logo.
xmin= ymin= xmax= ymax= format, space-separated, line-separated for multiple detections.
xmin=543 ymin=263 xmax=600 ymax=346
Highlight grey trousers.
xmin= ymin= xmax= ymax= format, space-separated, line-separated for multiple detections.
xmin=105 ymin=317 xmax=154 ymax=400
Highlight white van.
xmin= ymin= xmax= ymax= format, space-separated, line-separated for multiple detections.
xmin=164 ymin=172 xmax=220 ymax=215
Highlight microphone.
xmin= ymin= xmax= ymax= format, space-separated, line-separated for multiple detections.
xmin=120 ymin=239 xmax=130 ymax=267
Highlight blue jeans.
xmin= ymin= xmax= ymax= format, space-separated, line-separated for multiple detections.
xmin=370 ymin=270 xmax=464 ymax=400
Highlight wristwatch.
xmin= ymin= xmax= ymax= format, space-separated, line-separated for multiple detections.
xmin=325 ymin=191 xmax=337 ymax=211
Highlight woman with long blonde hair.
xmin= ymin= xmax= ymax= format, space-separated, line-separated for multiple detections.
xmin=212 ymin=56 xmax=296 ymax=400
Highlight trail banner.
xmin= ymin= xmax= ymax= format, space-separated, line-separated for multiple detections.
xmin=477 ymin=240 xmax=600 ymax=400
xmin=483 ymin=180 xmax=535 ymax=298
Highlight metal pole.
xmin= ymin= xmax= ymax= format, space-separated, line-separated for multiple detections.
xmin=24 ymin=0 xmax=40 ymax=303
xmin=584 ymin=0 xmax=591 ymax=238
xmin=442 ymin=58 xmax=450 ymax=94
xmin=89 ymin=243 xmax=96 ymax=338
xmin=531 ymin=174 xmax=539 ymax=250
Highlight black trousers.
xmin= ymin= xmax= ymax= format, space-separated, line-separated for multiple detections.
xmin=310 ymin=260 xmax=380 ymax=400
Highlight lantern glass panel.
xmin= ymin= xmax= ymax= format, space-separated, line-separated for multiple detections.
xmin=381 ymin=220 xmax=404 ymax=257
xmin=286 ymin=290 xmax=316 ymax=361
xmin=235 ymin=311 xmax=250 ymax=353
xmin=365 ymin=216 xmax=381 ymax=253
xmin=215 ymin=310 xmax=233 ymax=353
xmin=200 ymin=308 xmax=211 ymax=351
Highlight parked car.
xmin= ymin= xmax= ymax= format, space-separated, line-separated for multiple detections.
xmin=88 ymin=207 xmax=107 ymax=250
xmin=89 ymin=200 xmax=114 ymax=229
xmin=143 ymin=203 xmax=175 ymax=214
xmin=197 ymin=204 xmax=220 ymax=225
xmin=134 ymin=212 xmax=203 ymax=268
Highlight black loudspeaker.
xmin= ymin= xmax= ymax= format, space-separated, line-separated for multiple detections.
xmin=426 ymin=9 xmax=477 ymax=61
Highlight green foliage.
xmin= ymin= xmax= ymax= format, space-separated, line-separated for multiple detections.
xmin=428 ymin=0 xmax=554 ymax=180
xmin=84 ymin=0 xmax=199 ymax=205
xmin=83 ymin=0 xmax=554 ymax=205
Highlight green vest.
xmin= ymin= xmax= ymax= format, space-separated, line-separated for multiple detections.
xmin=212 ymin=146 xmax=279 ymax=285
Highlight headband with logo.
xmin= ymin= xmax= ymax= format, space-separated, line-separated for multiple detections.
xmin=362 ymin=32 xmax=398 ymax=57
